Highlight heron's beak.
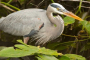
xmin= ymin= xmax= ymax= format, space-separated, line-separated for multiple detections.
xmin=63 ymin=11 xmax=83 ymax=21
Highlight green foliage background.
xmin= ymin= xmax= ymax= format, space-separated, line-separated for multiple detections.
xmin=0 ymin=0 xmax=90 ymax=60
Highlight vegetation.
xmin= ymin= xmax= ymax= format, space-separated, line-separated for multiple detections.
xmin=0 ymin=0 xmax=90 ymax=60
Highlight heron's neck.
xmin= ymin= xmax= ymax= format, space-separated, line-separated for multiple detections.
xmin=46 ymin=11 xmax=60 ymax=27
xmin=46 ymin=11 xmax=64 ymax=39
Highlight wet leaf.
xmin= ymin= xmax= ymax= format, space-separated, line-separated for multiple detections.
xmin=37 ymin=54 xmax=58 ymax=60
xmin=63 ymin=16 xmax=75 ymax=26
xmin=59 ymin=56 xmax=70 ymax=60
xmin=38 ymin=47 xmax=59 ymax=55
xmin=0 ymin=40 xmax=59 ymax=57
xmin=64 ymin=54 xmax=86 ymax=60
xmin=80 ymin=20 xmax=90 ymax=35
xmin=0 ymin=46 xmax=7 ymax=51
xmin=0 ymin=46 xmax=38 ymax=57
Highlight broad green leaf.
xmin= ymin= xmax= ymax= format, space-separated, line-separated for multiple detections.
xmin=0 ymin=46 xmax=7 ymax=51
xmin=84 ymin=22 xmax=90 ymax=35
xmin=0 ymin=40 xmax=59 ymax=57
xmin=0 ymin=47 xmax=38 ymax=57
xmin=59 ymin=56 xmax=70 ymax=60
xmin=17 ymin=40 xmax=59 ymax=56
xmin=37 ymin=55 xmax=58 ymax=60
xmin=80 ymin=20 xmax=90 ymax=35
xmin=15 ymin=44 xmax=39 ymax=53
xmin=17 ymin=40 xmax=27 ymax=45
xmin=38 ymin=47 xmax=59 ymax=55
xmin=64 ymin=54 xmax=86 ymax=60
xmin=80 ymin=20 xmax=88 ymax=27
xmin=63 ymin=16 xmax=75 ymax=26
xmin=37 ymin=57 xmax=42 ymax=60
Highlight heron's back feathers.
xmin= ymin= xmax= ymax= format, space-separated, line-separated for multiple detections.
xmin=0 ymin=17 xmax=5 ymax=23
xmin=0 ymin=9 xmax=46 ymax=36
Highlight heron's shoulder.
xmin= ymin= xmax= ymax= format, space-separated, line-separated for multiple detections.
xmin=18 ymin=8 xmax=46 ymax=13
xmin=24 ymin=8 xmax=45 ymax=11
xmin=9 ymin=8 xmax=46 ymax=16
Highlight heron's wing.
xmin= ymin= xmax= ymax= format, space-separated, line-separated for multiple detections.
xmin=0 ymin=9 xmax=44 ymax=36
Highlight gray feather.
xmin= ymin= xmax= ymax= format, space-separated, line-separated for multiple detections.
xmin=0 ymin=9 xmax=48 ymax=36
xmin=0 ymin=4 xmax=65 ymax=45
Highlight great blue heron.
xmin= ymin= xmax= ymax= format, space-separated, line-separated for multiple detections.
xmin=0 ymin=3 xmax=82 ymax=45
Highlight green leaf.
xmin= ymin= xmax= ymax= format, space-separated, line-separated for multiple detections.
xmin=63 ymin=16 xmax=75 ymax=26
xmin=64 ymin=54 xmax=86 ymax=60
xmin=18 ymin=0 xmax=26 ymax=5
xmin=37 ymin=57 xmax=42 ymax=60
xmin=17 ymin=40 xmax=59 ymax=56
xmin=80 ymin=43 xmax=90 ymax=52
xmin=38 ymin=47 xmax=59 ymax=55
xmin=59 ymin=56 xmax=70 ymax=60
xmin=37 ymin=54 xmax=58 ymax=60
xmin=0 ymin=46 xmax=7 ymax=51
xmin=15 ymin=44 xmax=39 ymax=53
xmin=80 ymin=46 xmax=85 ymax=52
xmin=17 ymin=40 xmax=27 ymax=45
xmin=0 ymin=40 xmax=59 ymax=57
xmin=80 ymin=20 xmax=88 ymax=27
xmin=0 ymin=46 xmax=38 ymax=57
xmin=80 ymin=20 xmax=90 ymax=35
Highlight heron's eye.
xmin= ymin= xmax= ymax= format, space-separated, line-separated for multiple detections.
xmin=57 ymin=8 xmax=59 ymax=10
xmin=59 ymin=9 xmax=63 ymax=12
xmin=57 ymin=8 xmax=63 ymax=12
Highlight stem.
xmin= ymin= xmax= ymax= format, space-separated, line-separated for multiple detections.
xmin=8 ymin=0 xmax=12 ymax=4
xmin=0 ymin=3 xmax=15 ymax=12
xmin=62 ymin=34 xmax=90 ymax=38
xmin=51 ymin=0 xmax=55 ymax=3
xmin=1 ymin=2 xmax=20 ymax=11
xmin=75 ymin=0 xmax=82 ymax=14
xmin=60 ymin=38 xmax=90 ymax=45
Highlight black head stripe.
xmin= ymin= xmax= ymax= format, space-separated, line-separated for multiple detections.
xmin=50 ymin=4 xmax=60 ymax=8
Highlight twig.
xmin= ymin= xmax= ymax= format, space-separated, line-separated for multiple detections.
xmin=75 ymin=0 xmax=82 ymax=14
xmin=0 ymin=3 xmax=15 ymax=12
xmin=37 ymin=0 xmax=45 ymax=8
xmin=60 ymin=38 xmax=90 ymax=45
xmin=51 ymin=0 xmax=55 ymax=3
xmin=60 ymin=0 xmax=90 ymax=4
xmin=8 ymin=0 xmax=12 ymax=4
xmin=81 ymin=6 xmax=90 ymax=9
xmin=62 ymin=34 xmax=90 ymax=38
xmin=62 ymin=34 xmax=77 ymax=37
xmin=1 ymin=2 xmax=20 ymax=11
xmin=26 ymin=0 xmax=33 ymax=6
xmin=30 ymin=3 xmax=38 ymax=7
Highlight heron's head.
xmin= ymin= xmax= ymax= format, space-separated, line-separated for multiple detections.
xmin=48 ymin=3 xmax=83 ymax=21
